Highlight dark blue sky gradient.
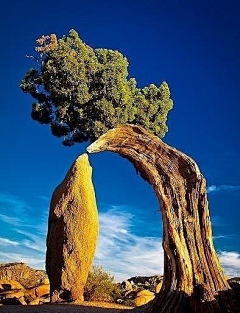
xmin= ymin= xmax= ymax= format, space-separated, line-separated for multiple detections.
xmin=0 ymin=0 xmax=240 ymax=272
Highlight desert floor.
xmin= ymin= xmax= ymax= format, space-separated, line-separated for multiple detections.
xmin=0 ymin=302 xmax=133 ymax=313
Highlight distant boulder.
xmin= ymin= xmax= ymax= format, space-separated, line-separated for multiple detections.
xmin=0 ymin=263 xmax=50 ymax=305
xmin=134 ymin=289 xmax=155 ymax=307
xmin=0 ymin=263 xmax=47 ymax=288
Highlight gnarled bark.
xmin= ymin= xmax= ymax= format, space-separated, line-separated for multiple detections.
xmin=46 ymin=153 xmax=99 ymax=303
xmin=87 ymin=124 xmax=234 ymax=313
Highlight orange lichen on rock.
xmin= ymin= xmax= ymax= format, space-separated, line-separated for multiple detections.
xmin=46 ymin=153 xmax=99 ymax=303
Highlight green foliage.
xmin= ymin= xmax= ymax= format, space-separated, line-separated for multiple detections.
xmin=84 ymin=266 xmax=122 ymax=302
xmin=21 ymin=29 xmax=174 ymax=146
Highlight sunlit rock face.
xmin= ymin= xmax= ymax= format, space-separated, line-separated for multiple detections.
xmin=46 ymin=153 xmax=99 ymax=302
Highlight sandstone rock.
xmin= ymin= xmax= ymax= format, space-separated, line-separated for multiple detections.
xmin=24 ymin=287 xmax=36 ymax=303
xmin=134 ymin=290 xmax=155 ymax=307
xmin=19 ymin=296 xmax=27 ymax=305
xmin=39 ymin=296 xmax=50 ymax=304
xmin=46 ymin=153 xmax=99 ymax=302
xmin=0 ymin=263 xmax=47 ymax=288
xmin=0 ymin=290 xmax=26 ymax=305
xmin=35 ymin=284 xmax=50 ymax=297
xmin=42 ymin=277 xmax=50 ymax=285
xmin=155 ymin=282 xmax=162 ymax=294
xmin=0 ymin=279 xmax=24 ymax=291
xmin=5 ymin=290 xmax=25 ymax=299
xmin=29 ymin=297 xmax=40 ymax=305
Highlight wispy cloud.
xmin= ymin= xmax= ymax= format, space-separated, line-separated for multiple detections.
xmin=15 ymin=229 xmax=46 ymax=253
xmin=208 ymin=185 xmax=240 ymax=193
xmin=0 ymin=193 xmax=239 ymax=281
xmin=218 ymin=251 xmax=240 ymax=277
xmin=0 ymin=214 xmax=21 ymax=226
xmin=0 ymin=237 xmax=19 ymax=246
xmin=95 ymin=208 xmax=163 ymax=281
xmin=0 ymin=251 xmax=44 ymax=268
xmin=213 ymin=234 xmax=232 ymax=239
xmin=0 ymin=193 xmax=47 ymax=269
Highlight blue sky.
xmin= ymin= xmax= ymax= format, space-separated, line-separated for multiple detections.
xmin=0 ymin=0 xmax=240 ymax=280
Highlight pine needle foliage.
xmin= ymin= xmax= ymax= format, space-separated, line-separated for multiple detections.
xmin=21 ymin=30 xmax=174 ymax=146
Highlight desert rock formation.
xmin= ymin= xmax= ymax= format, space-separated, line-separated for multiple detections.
xmin=46 ymin=153 xmax=99 ymax=302
xmin=0 ymin=263 xmax=47 ymax=288
xmin=0 ymin=264 xmax=50 ymax=305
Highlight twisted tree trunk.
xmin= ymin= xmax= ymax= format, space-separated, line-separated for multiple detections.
xmin=87 ymin=124 xmax=234 ymax=313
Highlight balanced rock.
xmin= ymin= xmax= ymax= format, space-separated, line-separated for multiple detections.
xmin=46 ymin=153 xmax=99 ymax=302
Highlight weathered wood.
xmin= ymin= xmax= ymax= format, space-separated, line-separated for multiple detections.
xmin=87 ymin=124 xmax=234 ymax=313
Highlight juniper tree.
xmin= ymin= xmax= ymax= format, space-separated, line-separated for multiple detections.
xmin=21 ymin=30 xmax=173 ymax=146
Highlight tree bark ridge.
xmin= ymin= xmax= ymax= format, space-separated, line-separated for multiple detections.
xmin=87 ymin=124 xmax=232 ymax=313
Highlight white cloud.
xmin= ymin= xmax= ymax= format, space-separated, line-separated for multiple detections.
xmin=0 ymin=194 xmax=239 ymax=282
xmin=0 ymin=237 xmax=19 ymax=246
xmin=15 ymin=229 xmax=46 ymax=253
xmin=94 ymin=208 xmax=163 ymax=281
xmin=0 ymin=214 xmax=21 ymax=226
xmin=0 ymin=251 xmax=44 ymax=268
xmin=208 ymin=185 xmax=240 ymax=193
xmin=218 ymin=251 xmax=240 ymax=277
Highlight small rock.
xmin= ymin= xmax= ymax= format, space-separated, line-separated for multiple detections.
xmin=1 ymin=290 xmax=25 ymax=305
xmin=24 ymin=287 xmax=37 ymax=303
xmin=39 ymin=296 xmax=50 ymax=303
xmin=19 ymin=296 xmax=27 ymax=305
xmin=5 ymin=290 xmax=25 ymax=299
xmin=155 ymin=282 xmax=162 ymax=294
xmin=0 ymin=279 xmax=24 ymax=291
xmin=121 ymin=280 xmax=132 ymax=291
xmin=134 ymin=290 xmax=155 ymax=307
xmin=29 ymin=297 xmax=40 ymax=305
xmin=35 ymin=284 xmax=50 ymax=297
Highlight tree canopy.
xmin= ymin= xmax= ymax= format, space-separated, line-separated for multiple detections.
xmin=20 ymin=30 xmax=174 ymax=146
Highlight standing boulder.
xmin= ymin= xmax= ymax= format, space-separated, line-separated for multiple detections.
xmin=46 ymin=153 xmax=99 ymax=303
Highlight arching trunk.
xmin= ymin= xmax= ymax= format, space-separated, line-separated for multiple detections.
xmin=87 ymin=124 xmax=234 ymax=313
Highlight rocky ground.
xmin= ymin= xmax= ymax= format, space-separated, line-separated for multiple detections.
xmin=0 ymin=263 xmax=163 ymax=308
xmin=0 ymin=302 xmax=132 ymax=313
xmin=117 ymin=275 xmax=163 ymax=306
xmin=0 ymin=263 xmax=239 ymax=312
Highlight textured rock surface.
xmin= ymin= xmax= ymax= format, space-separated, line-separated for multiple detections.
xmin=88 ymin=125 xmax=236 ymax=313
xmin=120 ymin=276 xmax=163 ymax=294
xmin=0 ymin=279 xmax=24 ymax=291
xmin=0 ymin=263 xmax=47 ymax=288
xmin=155 ymin=283 xmax=162 ymax=294
xmin=46 ymin=153 xmax=99 ymax=302
xmin=134 ymin=290 xmax=155 ymax=307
